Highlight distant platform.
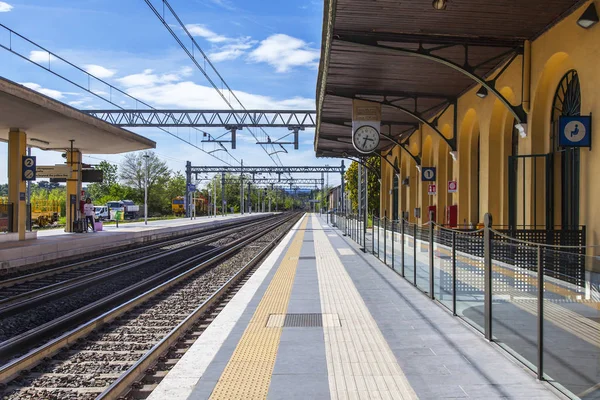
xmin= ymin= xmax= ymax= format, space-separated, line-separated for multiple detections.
xmin=0 ymin=213 xmax=271 ymax=272
xmin=148 ymin=213 xmax=561 ymax=400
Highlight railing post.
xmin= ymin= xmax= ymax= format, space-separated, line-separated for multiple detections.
xmin=429 ymin=217 xmax=435 ymax=299
xmin=377 ymin=218 xmax=380 ymax=259
xmin=385 ymin=217 xmax=389 ymax=265
xmin=363 ymin=212 xmax=367 ymax=252
xmin=413 ymin=223 xmax=417 ymax=286
xmin=484 ymin=213 xmax=493 ymax=341
xmin=401 ymin=219 xmax=405 ymax=277
xmin=537 ymin=245 xmax=544 ymax=381
xmin=372 ymin=217 xmax=375 ymax=254
xmin=391 ymin=220 xmax=395 ymax=270
xmin=452 ymin=231 xmax=457 ymax=316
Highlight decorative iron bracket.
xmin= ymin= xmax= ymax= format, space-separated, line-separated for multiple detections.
xmin=335 ymin=34 xmax=526 ymax=123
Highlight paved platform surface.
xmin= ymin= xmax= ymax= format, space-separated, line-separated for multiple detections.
xmin=148 ymin=213 xmax=563 ymax=400
xmin=0 ymin=213 xmax=270 ymax=271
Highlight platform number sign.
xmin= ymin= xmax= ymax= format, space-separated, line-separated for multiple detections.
xmin=22 ymin=156 xmax=36 ymax=181
xmin=421 ymin=167 xmax=436 ymax=182
xmin=559 ymin=115 xmax=592 ymax=147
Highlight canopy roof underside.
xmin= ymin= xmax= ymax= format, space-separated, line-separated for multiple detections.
xmin=315 ymin=0 xmax=585 ymax=158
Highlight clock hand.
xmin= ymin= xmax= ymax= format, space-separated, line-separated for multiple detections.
xmin=363 ymin=137 xmax=368 ymax=146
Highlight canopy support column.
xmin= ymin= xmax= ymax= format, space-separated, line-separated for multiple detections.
xmin=8 ymin=128 xmax=27 ymax=240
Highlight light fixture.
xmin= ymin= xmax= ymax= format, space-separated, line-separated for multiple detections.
xmin=432 ymin=0 xmax=447 ymax=10
xmin=416 ymin=165 xmax=422 ymax=172
xmin=577 ymin=3 xmax=599 ymax=29
xmin=30 ymin=137 xmax=50 ymax=145
xmin=449 ymin=151 xmax=458 ymax=161
xmin=515 ymin=123 xmax=528 ymax=138
xmin=476 ymin=86 xmax=488 ymax=98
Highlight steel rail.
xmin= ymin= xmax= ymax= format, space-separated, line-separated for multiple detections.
xmin=0 ymin=215 xmax=277 ymax=314
xmin=0 ymin=214 xmax=272 ymax=290
xmin=0 ymin=213 xmax=298 ymax=377
xmin=97 ymin=213 xmax=300 ymax=399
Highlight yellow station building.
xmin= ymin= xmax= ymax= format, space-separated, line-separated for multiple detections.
xmin=315 ymin=0 xmax=600 ymax=278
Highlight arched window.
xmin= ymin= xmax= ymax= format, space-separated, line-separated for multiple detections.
xmin=551 ymin=70 xmax=581 ymax=228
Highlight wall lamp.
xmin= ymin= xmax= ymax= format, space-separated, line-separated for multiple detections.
xmin=515 ymin=123 xmax=528 ymax=138
xmin=476 ymin=86 xmax=488 ymax=98
xmin=449 ymin=151 xmax=458 ymax=161
xmin=432 ymin=0 xmax=447 ymax=10
xmin=30 ymin=137 xmax=50 ymax=145
xmin=578 ymin=3 xmax=599 ymax=29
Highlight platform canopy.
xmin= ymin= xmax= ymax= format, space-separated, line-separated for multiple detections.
xmin=0 ymin=77 xmax=156 ymax=154
xmin=315 ymin=0 xmax=585 ymax=158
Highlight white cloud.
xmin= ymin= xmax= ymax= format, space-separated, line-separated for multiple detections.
xmin=209 ymin=37 xmax=256 ymax=62
xmin=29 ymin=50 xmax=56 ymax=64
xmin=119 ymin=74 xmax=314 ymax=110
xmin=186 ymin=24 xmax=229 ymax=43
xmin=84 ymin=64 xmax=116 ymax=78
xmin=20 ymin=82 xmax=64 ymax=100
xmin=248 ymin=34 xmax=320 ymax=73
xmin=117 ymin=67 xmax=198 ymax=88
xmin=0 ymin=2 xmax=12 ymax=12
xmin=186 ymin=24 xmax=257 ymax=62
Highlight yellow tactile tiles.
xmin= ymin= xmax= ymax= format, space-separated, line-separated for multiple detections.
xmin=208 ymin=216 xmax=307 ymax=400
xmin=313 ymin=215 xmax=419 ymax=400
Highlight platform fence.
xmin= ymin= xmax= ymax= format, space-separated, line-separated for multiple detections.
xmin=330 ymin=211 xmax=598 ymax=399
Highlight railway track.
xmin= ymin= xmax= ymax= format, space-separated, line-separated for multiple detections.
xmin=0 ymin=214 xmax=284 ymax=361
xmin=0 ymin=213 xmax=274 ymax=297
xmin=0 ymin=212 xmax=301 ymax=400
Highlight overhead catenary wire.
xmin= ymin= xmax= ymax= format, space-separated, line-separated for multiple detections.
xmin=142 ymin=0 xmax=291 ymax=177
xmin=0 ymin=23 xmax=239 ymax=166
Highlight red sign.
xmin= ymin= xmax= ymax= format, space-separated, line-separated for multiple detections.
xmin=448 ymin=181 xmax=457 ymax=193
xmin=428 ymin=184 xmax=437 ymax=195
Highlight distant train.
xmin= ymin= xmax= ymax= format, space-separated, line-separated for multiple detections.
xmin=172 ymin=195 xmax=208 ymax=216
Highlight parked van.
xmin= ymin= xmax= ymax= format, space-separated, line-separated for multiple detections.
xmin=94 ymin=206 xmax=109 ymax=221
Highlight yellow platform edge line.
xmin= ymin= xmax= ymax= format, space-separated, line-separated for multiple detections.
xmin=209 ymin=215 xmax=308 ymax=400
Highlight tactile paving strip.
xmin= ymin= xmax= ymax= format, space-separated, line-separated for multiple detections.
xmin=208 ymin=217 xmax=308 ymax=400
xmin=311 ymin=214 xmax=419 ymax=400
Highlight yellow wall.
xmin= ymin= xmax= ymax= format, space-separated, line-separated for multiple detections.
xmin=379 ymin=1 xmax=600 ymax=268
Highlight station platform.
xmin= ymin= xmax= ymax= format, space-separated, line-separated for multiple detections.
xmin=148 ymin=213 xmax=562 ymax=400
xmin=0 ymin=213 xmax=271 ymax=272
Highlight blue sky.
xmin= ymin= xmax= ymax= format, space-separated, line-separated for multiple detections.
xmin=0 ymin=0 xmax=342 ymax=187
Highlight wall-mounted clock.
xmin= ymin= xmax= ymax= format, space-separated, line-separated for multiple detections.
xmin=352 ymin=125 xmax=380 ymax=154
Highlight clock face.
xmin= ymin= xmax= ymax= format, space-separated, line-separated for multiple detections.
xmin=352 ymin=125 xmax=380 ymax=154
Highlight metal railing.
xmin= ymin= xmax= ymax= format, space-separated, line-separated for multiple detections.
xmin=330 ymin=211 xmax=597 ymax=399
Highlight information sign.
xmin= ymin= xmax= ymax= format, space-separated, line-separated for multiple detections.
xmin=428 ymin=184 xmax=437 ymax=195
xmin=448 ymin=181 xmax=457 ymax=193
xmin=422 ymin=167 xmax=436 ymax=182
xmin=22 ymin=156 xmax=36 ymax=181
xmin=36 ymin=165 xmax=71 ymax=179
xmin=559 ymin=115 xmax=592 ymax=147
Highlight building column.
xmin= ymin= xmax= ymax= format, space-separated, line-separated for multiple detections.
xmin=65 ymin=149 xmax=82 ymax=233
xmin=8 ymin=128 xmax=27 ymax=240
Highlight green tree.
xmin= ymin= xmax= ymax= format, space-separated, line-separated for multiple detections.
xmin=120 ymin=151 xmax=170 ymax=214
xmin=345 ymin=156 xmax=380 ymax=217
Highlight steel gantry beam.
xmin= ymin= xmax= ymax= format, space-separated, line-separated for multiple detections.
xmin=195 ymin=178 xmax=324 ymax=185
xmin=84 ymin=110 xmax=317 ymax=128
xmin=190 ymin=165 xmax=343 ymax=175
